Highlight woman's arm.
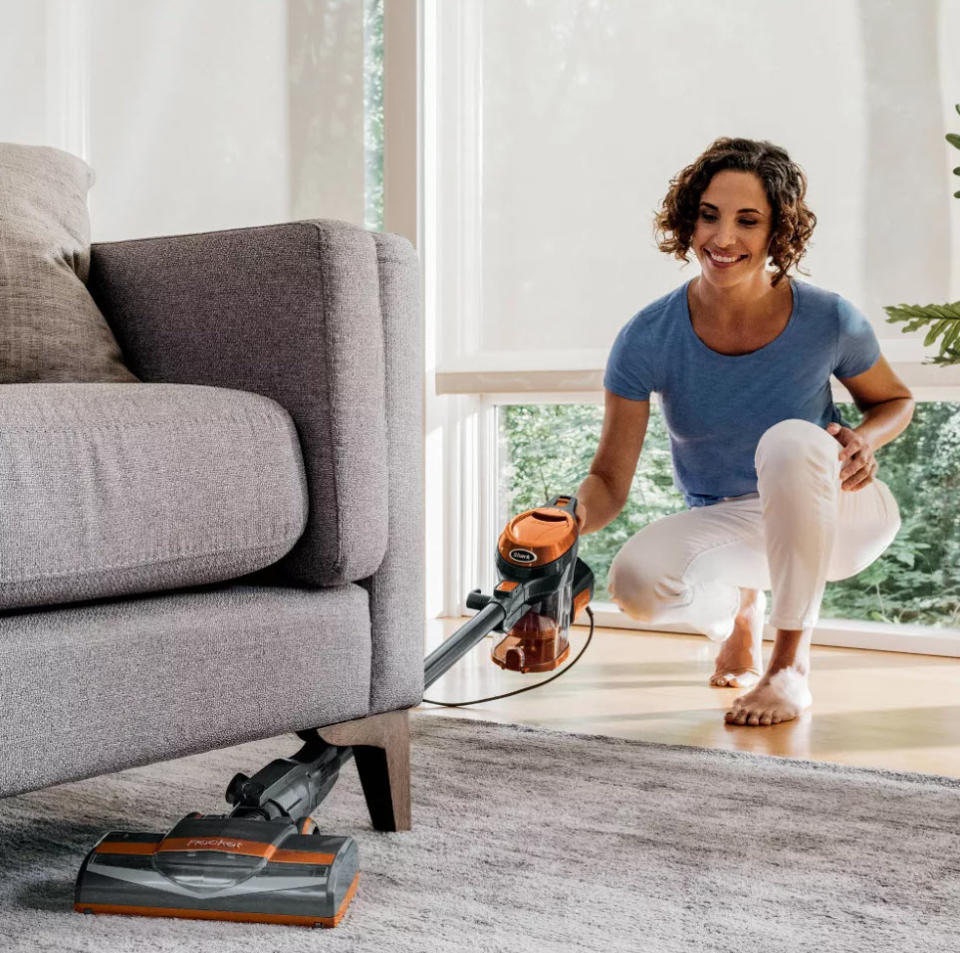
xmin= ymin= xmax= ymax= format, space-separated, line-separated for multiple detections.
xmin=576 ymin=390 xmax=650 ymax=534
xmin=854 ymin=397 xmax=915 ymax=451
xmin=836 ymin=354 xmax=915 ymax=450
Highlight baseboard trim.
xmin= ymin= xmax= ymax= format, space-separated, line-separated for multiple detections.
xmin=582 ymin=604 xmax=960 ymax=658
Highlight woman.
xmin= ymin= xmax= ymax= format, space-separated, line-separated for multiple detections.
xmin=576 ymin=137 xmax=913 ymax=727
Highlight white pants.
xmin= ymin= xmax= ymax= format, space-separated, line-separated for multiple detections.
xmin=607 ymin=418 xmax=902 ymax=639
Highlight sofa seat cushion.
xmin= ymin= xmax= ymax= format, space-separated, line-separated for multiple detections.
xmin=0 ymin=583 xmax=372 ymax=796
xmin=0 ymin=383 xmax=307 ymax=610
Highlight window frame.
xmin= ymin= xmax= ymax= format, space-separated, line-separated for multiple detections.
xmin=458 ymin=390 xmax=960 ymax=658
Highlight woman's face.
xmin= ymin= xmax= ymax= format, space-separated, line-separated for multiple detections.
xmin=691 ymin=170 xmax=774 ymax=286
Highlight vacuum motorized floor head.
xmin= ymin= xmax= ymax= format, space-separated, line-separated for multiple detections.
xmin=75 ymin=813 xmax=359 ymax=928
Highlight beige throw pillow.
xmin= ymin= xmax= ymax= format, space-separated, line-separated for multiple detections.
xmin=0 ymin=142 xmax=137 ymax=382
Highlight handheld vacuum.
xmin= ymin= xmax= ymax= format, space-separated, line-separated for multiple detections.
xmin=74 ymin=494 xmax=595 ymax=928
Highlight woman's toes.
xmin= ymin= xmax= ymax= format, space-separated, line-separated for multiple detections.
xmin=722 ymin=668 xmax=811 ymax=727
xmin=709 ymin=669 xmax=760 ymax=689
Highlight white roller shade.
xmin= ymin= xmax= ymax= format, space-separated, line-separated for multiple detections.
xmin=0 ymin=0 xmax=369 ymax=242
xmin=430 ymin=0 xmax=960 ymax=392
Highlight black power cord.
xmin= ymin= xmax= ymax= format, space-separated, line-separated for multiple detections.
xmin=421 ymin=606 xmax=595 ymax=707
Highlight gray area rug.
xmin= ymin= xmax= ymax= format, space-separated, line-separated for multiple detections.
xmin=2 ymin=713 xmax=959 ymax=953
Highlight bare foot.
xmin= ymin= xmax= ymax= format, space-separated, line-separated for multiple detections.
xmin=710 ymin=589 xmax=766 ymax=689
xmin=724 ymin=666 xmax=812 ymax=726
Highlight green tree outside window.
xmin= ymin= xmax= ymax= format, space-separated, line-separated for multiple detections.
xmin=498 ymin=401 xmax=960 ymax=628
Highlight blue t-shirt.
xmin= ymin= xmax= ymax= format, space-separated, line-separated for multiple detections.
xmin=602 ymin=277 xmax=881 ymax=508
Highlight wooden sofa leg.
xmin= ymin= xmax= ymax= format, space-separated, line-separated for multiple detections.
xmin=317 ymin=709 xmax=411 ymax=832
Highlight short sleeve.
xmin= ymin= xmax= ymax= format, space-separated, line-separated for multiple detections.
xmin=603 ymin=319 xmax=656 ymax=400
xmin=834 ymin=296 xmax=881 ymax=379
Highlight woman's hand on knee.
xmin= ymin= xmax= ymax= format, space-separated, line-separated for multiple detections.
xmin=825 ymin=422 xmax=878 ymax=491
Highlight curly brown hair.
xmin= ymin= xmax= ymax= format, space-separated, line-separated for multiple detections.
xmin=653 ymin=137 xmax=817 ymax=288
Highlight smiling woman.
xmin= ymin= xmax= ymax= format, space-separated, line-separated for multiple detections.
xmin=571 ymin=136 xmax=916 ymax=728
xmin=654 ymin=136 xmax=817 ymax=290
xmin=699 ymin=204 xmax=756 ymax=267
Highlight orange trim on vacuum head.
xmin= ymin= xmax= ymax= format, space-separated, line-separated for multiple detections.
xmin=74 ymin=871 xmax=360 ymax=928
xmin=94 ymin=838 xmax=336 ymax=865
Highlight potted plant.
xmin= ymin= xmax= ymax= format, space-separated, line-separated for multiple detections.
xmin=883 ymin=103 xmax=960 ymax=365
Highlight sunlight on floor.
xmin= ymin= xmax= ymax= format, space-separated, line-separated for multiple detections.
xmin=417 ymin=617 xmax=960 ymax=778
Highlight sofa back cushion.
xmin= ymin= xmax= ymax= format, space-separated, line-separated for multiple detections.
xmin=0 ymin=142 xmax=137 ymax=382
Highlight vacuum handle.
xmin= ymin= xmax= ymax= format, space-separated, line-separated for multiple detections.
xmin=226 ymin=738 xmax=353 ymax=821
xmin=424 ymin=601 xmax=506 ymax=690
xmin=548 ymin=494 xmax=579 ymax=520
xmin=465 ymin=588 xmax=489 ymax=610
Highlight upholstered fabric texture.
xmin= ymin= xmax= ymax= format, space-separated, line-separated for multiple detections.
xmin=0 ymin=142 xmax=137 ymax=383
xmin=0 ymin=583 xmax=373 ymax=797
xmin=0 ymin=219 xmax=424 ymax=801
xmin=87 ymin=220 xmax=389 ymax=587
xmin=0 ymin=383 xmax=308 ymax=610
xmin=87 ymin=220 xmax=426 ymax=716
xmin=361 ymin=230 xmax=427 ymax=714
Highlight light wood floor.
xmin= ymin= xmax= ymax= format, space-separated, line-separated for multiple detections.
xmin=416 ymin=616 xmax=960 ymax=778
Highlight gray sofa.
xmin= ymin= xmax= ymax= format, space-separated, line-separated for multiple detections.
xmin=0 ymin=219 xmax=424 ymax=829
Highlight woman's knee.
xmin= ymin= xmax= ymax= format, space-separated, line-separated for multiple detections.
xmin=876 ymin=478 xmax=903 ymax=541
xmin=755 ymin=418 xmax=839 ymax=476
xmin=826 ymin=478 xmax=903 ymax=580
xmin=608 ymin=551 xmax=685 ymax=622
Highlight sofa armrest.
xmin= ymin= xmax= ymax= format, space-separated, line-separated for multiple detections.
xmin=89 ymin=220 xmax=425 ymax=711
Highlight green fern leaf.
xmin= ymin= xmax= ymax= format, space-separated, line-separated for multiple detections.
xmin=884 ymin=301 xmax=960 ymax=324
xmin=885 ymin=302 xmax=960 ymax=361
xmin=883 ymin=304 xmax=925 ymax=323
xmin=944 ymin=322 xmax=960 ymax=352
xmin=924 ymin=318 xmax=951 ymax=346
xmin=929 ymin=345 xmax=960 ymax=366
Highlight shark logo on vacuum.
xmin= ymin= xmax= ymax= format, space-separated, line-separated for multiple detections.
xmin=186 ymin=838 xmax=245 ymax=850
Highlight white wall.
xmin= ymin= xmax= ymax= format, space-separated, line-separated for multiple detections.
xmin=87 ymin=0 xmax=289 ymax=241
xmin=0 ymin=0 xmax=367 ymax=243
xmin=0 ymin=3 xmax=48 ymax=145
xmin=941 ymin=0 xmax=960 ymax=303
xmin=288 ymin=0 xmax=366 ymax=226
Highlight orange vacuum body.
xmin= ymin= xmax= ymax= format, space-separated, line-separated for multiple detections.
xmin=491 ymin=495 xmax=592 ymax=673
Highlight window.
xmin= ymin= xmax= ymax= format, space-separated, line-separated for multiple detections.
xmin=498 ymin=401 xmax=960 ymax=628
xmin=363 ymin=0 xmax=384 ymax=231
